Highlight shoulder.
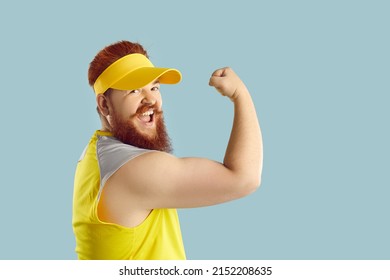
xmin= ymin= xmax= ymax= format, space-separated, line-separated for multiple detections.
xmin=96 ymin=135 xmax=154 ymax=187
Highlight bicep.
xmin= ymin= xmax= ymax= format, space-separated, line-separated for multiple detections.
xmin=113 ymin=152 xmax=253 ymax=209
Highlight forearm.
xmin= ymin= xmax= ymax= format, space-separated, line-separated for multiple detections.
xmin=223 ymin=87 xmax=263 ymax=185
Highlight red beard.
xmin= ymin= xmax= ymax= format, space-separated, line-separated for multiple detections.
xmin=110 ymin=108 xmax=172 ymax=153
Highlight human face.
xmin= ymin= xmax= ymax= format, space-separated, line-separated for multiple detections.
xmin=106 ymin=80 xmax=172 ymax=152
xmin=108 ymin=80 xmax=163 ymax=138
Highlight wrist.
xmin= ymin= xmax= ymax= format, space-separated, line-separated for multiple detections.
xmin=230 ymin=85 xmax=249 ymax=102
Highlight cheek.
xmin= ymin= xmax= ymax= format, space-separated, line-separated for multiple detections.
xmin=156 ymin=97 xmax=163 ymax=109
xmin=113 ymin=103 xmax=139 ymax=119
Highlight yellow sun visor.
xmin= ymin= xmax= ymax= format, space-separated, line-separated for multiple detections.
xmin=93 ymin=53 xmax=182 ymax=95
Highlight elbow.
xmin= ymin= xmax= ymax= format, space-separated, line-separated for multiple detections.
xmin=234 ymin=161 xmax=263 ymax=197
xmin=248 ymin=175 xmax=262 ymax=194
xmin=238 ymin=173 xmax=262 ymax=197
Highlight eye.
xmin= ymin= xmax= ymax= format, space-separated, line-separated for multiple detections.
xmin=128 ymin=89 xmax=141 ymax=95
xmin=151 ymin=86 xmax=160 ymax=92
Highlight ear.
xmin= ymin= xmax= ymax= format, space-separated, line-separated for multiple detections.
xmin=96 ymin=94 xmax=110 ymax=116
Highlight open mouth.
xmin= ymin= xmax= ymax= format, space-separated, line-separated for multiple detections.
xmin=137 ymin=109 xmax=155 ymax=125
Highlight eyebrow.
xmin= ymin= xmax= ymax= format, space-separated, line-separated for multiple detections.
xmin=125 ymin=80 xmax=160 ymax=93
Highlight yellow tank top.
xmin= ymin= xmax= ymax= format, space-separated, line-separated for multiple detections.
xmin=72 ymin=130 xmax=186 ymax=260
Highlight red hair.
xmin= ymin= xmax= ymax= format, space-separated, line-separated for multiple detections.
xmin=88 ymin=41 xmax=148 ymax=87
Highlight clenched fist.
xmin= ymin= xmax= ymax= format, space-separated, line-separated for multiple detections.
xmin=209 ymin=67 xmax=248 ymax=101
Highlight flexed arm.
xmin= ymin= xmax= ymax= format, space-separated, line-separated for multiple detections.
xmin=102 ymin=67 xmax=263 ymax=213
xmin=209 ymin=67 xmax=263 ymax=188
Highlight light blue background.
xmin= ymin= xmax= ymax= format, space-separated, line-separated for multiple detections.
xmin=0 ymin=0 xmax=389 ymax=260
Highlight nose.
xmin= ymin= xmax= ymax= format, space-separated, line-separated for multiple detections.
xmin=140 ymin=89 xmax=157 ymax=105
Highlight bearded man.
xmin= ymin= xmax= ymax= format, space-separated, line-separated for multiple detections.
xmin=72 ymin=40 xmax=263 ymax=260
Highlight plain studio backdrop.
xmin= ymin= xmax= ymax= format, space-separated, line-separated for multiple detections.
xmin=0 ymin=0 xmax=389 ymax=260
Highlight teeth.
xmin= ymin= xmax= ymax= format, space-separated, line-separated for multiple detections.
xmin=141 ymin=110 xmax=154 ymax=116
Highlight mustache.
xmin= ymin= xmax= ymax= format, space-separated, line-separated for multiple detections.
xmin=136 ymin=105 xmax=163 ymax=115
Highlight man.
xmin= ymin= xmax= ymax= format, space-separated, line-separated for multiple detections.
xmin=73 ymin=40 xmax=263 ymax=260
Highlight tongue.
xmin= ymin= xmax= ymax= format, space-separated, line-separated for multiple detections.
xmin=139 ymin=115 xmax=151 ymax=123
